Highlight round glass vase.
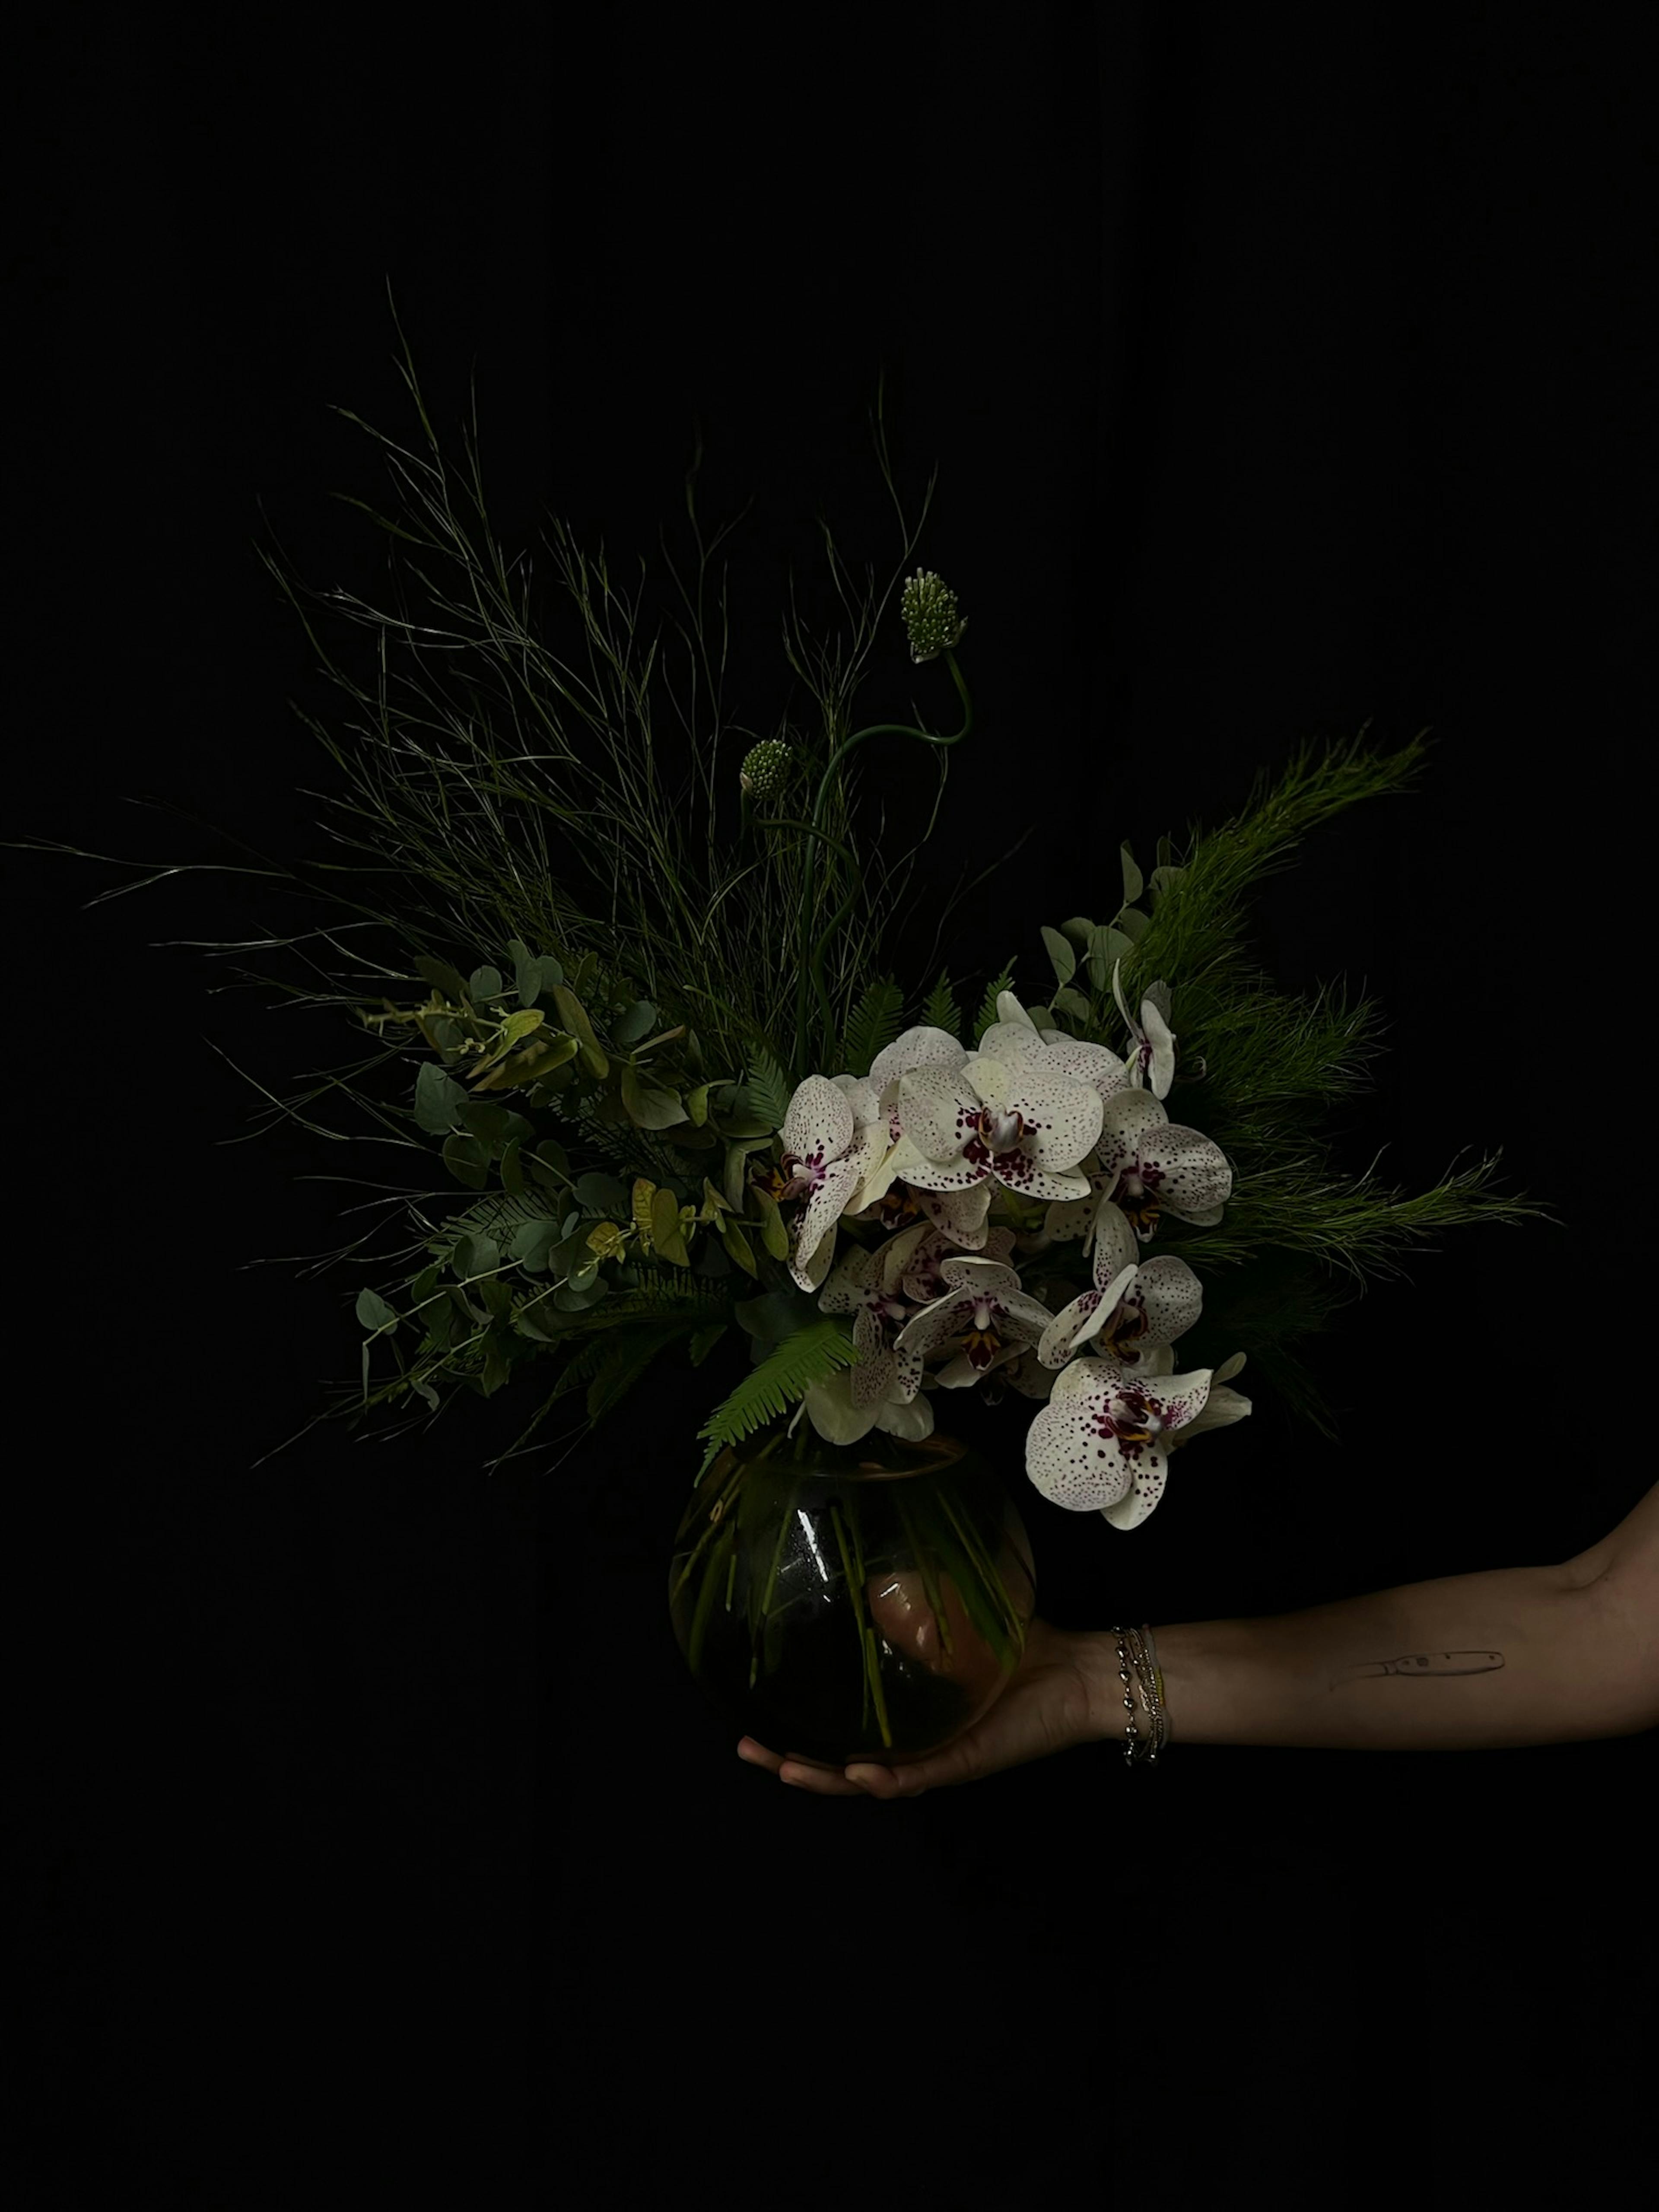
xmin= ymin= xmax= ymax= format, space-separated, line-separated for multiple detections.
xmin=667 ymin=1415 xmax=1037 ymax=1769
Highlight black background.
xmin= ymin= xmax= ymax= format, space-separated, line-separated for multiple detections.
xmin=8 ymin=7 xmax=1651 ymax=2201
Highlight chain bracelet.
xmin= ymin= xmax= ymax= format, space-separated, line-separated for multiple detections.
xmin=1108 ymin=1623 xmax=1167 ymax=1768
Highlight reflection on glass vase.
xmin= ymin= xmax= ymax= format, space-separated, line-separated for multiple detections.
xmin=668 ymin=1414 xmax=1037 ymax=1769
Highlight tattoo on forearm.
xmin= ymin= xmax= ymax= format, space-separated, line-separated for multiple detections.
xmin=1329 ymin=1649 xmax=1504 ymax=1690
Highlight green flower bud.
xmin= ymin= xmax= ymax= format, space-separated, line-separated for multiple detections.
xmin=740 ymin=737 xmax=792 ymax=798
xmin=900 ymin=569 xmax=967 ymax=664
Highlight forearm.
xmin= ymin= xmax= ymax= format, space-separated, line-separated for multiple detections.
xmin=1087 ymin=1558 xmax=1657 ymax=1753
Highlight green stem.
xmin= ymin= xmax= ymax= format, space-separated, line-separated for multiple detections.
xmin=751 ymin=814 xmax=860 ymax=1081
xmin=790 ymin=648 xmax=974 ymax=1081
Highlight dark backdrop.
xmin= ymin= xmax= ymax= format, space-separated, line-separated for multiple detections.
xmin=8 ymin=7 xmax=1649 ymax=2202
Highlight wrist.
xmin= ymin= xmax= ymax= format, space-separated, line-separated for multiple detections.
xmin=1079 ymin=1625 xmax=1174 ymax=1750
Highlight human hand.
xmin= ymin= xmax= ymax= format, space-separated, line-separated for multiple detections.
xmin=735 ymin=1570 xmax=1099 ymax=1798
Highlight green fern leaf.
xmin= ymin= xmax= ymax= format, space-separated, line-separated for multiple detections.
xmin=741 ymin=1039 xmax=794 ymax=1133
xmin=921 ymin=969 xmax=960 ymax=1039
xmin=840 ymin=975 xmax=906 ymax=1078
xmin=972 ymin=958 xmax=1017 ymax=1045
xmin=693 ymin=1316 xmax=858 ymax=1471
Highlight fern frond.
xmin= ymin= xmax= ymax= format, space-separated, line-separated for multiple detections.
xmin=742 ymin=1039 xmax=794 ymax=1131
xmin=841 ymin=974 xmax=905 ymax=1077
xmin=972 ymin=959 xmax=1017 ymax=1045
xmin=921 ymin=969 xmax=960 ymax=1040
xmin=427 ymin=1184 xmax=561 ymax=1259
xmin=693 ymin=1315 xmax=858 ymax=1474
xmin=518 ymin=1269 xmax=732 ymax=1344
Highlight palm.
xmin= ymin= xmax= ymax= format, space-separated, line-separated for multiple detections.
xmin=741 ymin=1570 xmax=1100 ymax=1798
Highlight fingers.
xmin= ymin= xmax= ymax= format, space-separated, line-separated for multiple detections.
xmin=737 ymin=1737 xmax=916 ymax=1798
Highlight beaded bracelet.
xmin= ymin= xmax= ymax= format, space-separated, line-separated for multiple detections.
xmin=1108 ymin=1622 xmax=1168 ymax=1767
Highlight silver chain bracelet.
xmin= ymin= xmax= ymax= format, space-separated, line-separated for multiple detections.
xmin=1108 ymin=1622 xmax=1168 ymax=1767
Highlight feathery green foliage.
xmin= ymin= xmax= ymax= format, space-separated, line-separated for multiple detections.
xmin=1 ymin=280 xmax=1560 ymax=1486
xmin=841 ymin=975 xmax=906 ymax=1077
xmin=972 ymin=960 xmax=1017 ymax=1046
xmin=920 ymin=969 xmax=961 ymax=1040
xmin=693 ymin=1316 xmax=860 ymax=1479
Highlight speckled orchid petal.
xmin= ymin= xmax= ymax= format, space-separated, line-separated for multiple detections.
xmin=934 ymin=1255 xmax=1026 ymax=1302
xmin=897 ymin=1221 xmax=1013 ymax=1308
xmin=875 ymin=1220 xmax=934 ymax=1297
xmin=851 ymin=1341 xmax=898 ymax=1409
xmin=1123 ymin=1253 xmax=1206 ymax=1348
xmin=1037 ymin=1262 xmax=1138 ymax=1368
xmin=1034 ymin=1031 xmax=1133 ymax=1110
xmin=1098 ymin=1117 xmax=1232 ymax=1245
xmin=789 ymin=1120 xmax=885 ymax=1289
xmin=892 ymin=1065 xmax=979 ymax=1167
xmin=1111 ymin=959 xmax=1178 ymax=1100
xmin=963 ymin=1057 xmax=1103 ymax=1189
xmin=974 ymin=1019 xmax=1048 ymax=1068
xmin=1096 ymin=1086 xmax=1169 ymax=1190
xmin=868 ymin=1025 xmax=968 ymax=1106
xmin=782 ymin=1073 xmax=853 ymax=1162
xmin=817 ymin=1243 xmax=880 ymax=1316
xmin=1024 ymin=1354 xmax=1214 ymax=1518
xmin=1164 ymin=1378 xmax=1252 ymax=1452
xmin=901 ymin=1178 xmax=995 ymax=1249
xmin=830 ymin=1072 xmax=882 ymax=1126
xmin=1043 ymin=1168 xmax=1114 ymax=1245
xmin=791 ymin=1211 xmax=842 ymax=1294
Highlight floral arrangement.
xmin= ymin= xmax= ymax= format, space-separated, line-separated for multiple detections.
xmin=14 ymin=294 xmax=1552 ymax=1543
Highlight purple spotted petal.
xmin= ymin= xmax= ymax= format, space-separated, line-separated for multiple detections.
xmin=1036 ymin=1032 xmax=1133 ymax=1109
xmin=969 ymin=1060 xmax=1102 ymax=1173
xmin=1124 ymin=1254 xmax=1205 ymax=1346
xmin=783 ymin=1073 xmax=854 ymax=1161
xmin=1135 ymin=1123 xmax=1234 ymax=1219
xmin=791 ymin=1154 xmax=862 ymax=1288
xmin=869 ymin=1025 xmax=968 ymax=1100
xmin=1024 ymin=1363 xmax=1138 ymax=1512
xmin=895 ymin=1065 xmax=979 ymax=1163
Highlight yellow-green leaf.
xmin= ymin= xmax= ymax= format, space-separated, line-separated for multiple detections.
xmin=651 ymin=1185 xmax=691 ymax=1267
xmin=620 ymin=1060 xmax=688 ymax=1129
xmin=751 ymin=1184 xmax=791 ymax=1262
xmin=550 ymin=984 xmax=608 ymax=1078
xmin=720 ymin=1217 xmax=759 ymax=1278
xmin=632 ymin=1178 xmax=658 ymax=1245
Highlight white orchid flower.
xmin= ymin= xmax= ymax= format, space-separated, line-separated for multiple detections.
xmin=889 ymin=1220 xmax=1016 ymax=1310
xmin=1112 ymin=958 xmax=1188 ymax=1099
xmin=893 ymin=1253 xmax=1058 ymax=1389
xmin=850 ymin=1163 xmax=996 ymax=1252
xmin=852 ymin=1025 xmax=985 ymax=1228
xmin=776 ymin=1074 xmax=891 ymax=1292
xmin=976 ymin=989 xmax=1135 ymax=1118
xmin=881 ymin=1022 xmax=1103 ymax=1210
xmin=1094 ymin=1085 xmax=1232 ymax=1246
xmin=976 ymin=1341 xmax=1060 ymax=1404
xmin=1035 ymin=1188 xmax=1206 ymax=1371
xmin=797 ymin=1359 xmax=936 ymax=1448
xmin=867 ymin=1024 xmax=969 ymax=1108
xmin=815 ymin=1236 xmax=927 ymax=1412
xmin=1024 ymin=1350 xmax=1219 ymax=1526
xmin=1163 ymin=1349 xmax=1250 ymax=1452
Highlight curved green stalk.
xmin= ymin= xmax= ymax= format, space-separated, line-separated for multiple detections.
xmin=791 ymin=647 xmax=974 ymax=1080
